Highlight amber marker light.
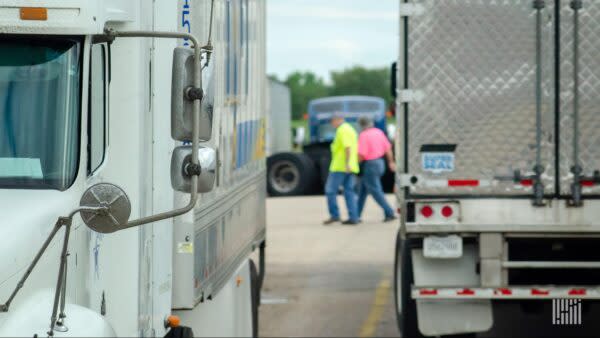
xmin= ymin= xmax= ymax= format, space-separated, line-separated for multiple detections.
xmin=20 ymin=7 xmax=48 ymax=21
xmin=165 ymin=315 xmax=181 ymax=328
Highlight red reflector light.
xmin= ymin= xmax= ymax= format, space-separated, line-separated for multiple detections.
xmin=531 ymin=288 xmax=549 ymax=296
xmin=457 ymin=288 xmax=475 ymax=296
xmin=569 ymin=289 xmax=586 ymax=296
xmin=420 ymin=289 xmax=438 ymax=296
xmin=520 ymin=179 xmax=534 ymax=186
xmin=495 ymin=288 xmax=512 ymax=296
xmin=420 ymin=205 xmax=433 ymax=218
xmin=441 ymin=205 xmax=453 ymax=218
xmin=448 ymin=179 xmax=479 ymax=187
xmin=581 ymin=181 xmax=595 ymax=187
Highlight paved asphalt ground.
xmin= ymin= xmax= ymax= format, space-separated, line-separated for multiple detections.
xmin=259 ymin=195 xmax=399 ymax=337
xmin=258 ymin=195 xmax=600 ymax=338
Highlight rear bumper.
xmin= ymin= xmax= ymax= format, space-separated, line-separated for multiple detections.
xmin=407 ymin=235 xmax=600 ymax=300
xmin=406 ymin=224 xmax=600 ymax=233
xmin=412 ymin=286 xmax=598 ymax=300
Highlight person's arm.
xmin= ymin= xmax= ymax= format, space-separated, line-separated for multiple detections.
xmin=345 ymin=147 xmax=352 ymax=173
xmin=357 ymin=134 xmax=365 ymax=162
xmin=385 ymin=148 xmax=396 ymax=172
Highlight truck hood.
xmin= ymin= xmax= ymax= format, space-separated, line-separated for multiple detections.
xmin=0 ymin=289 xmax=115 ymax=337
xmin=0 ymin=189 xmax=79 ymax=288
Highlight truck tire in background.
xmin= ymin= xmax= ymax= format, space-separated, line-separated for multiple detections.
xmin=318 ymin=156 xmax=330 ymax=188
xmin=395 ymin=235 xmax=476 ymax=338
xmin=267 ymin=153 xmax=317 ymax=196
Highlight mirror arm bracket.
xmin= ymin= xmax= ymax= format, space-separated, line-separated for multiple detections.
xmin=185 ymin=87 xmax=204 ymax=101
xmin=184 ymin=162 xmax=202 ymax=177
xmin=98 ymin=28 xmax=204 ymax=229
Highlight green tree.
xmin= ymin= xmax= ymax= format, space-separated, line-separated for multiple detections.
xmin=280 ymin=67 xmax=393 ymax=121
xmin=283 ymin=71 xmax=329 ymax=120
xmin=329 ymin=66 xmax=392 ymax=105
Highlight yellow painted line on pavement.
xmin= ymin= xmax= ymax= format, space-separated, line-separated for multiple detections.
xmin=359 ymin=272 xmax=392 ymax=338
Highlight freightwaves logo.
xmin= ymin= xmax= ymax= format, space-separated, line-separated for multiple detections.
xmin=552 ymin=299 xmax=582 ymax=325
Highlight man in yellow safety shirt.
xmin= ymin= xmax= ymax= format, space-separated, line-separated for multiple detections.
xmin=323 ymin=112 xmax=360 ymax=225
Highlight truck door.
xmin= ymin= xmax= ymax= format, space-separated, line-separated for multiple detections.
xmin=558 ymin=0 xmax=600 ymax=203
xmin=401 ymin=0 xmax=558 ymax=198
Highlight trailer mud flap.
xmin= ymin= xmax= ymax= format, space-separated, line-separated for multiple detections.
xmin=412 ymin=245 xmax=493 ymax=335
xmin=416 ymin=299 xmax=492 ymax=336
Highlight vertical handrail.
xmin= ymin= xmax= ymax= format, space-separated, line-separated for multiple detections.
xmin=532 ymin=0 xmax=546 ymax=206
xmin=570 ymin=0 xmax=584 ymax=206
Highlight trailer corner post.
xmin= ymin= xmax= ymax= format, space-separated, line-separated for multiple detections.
xmin=533 ymin=0 xmax=546 ymax=207
xmin=569 ymin=0 xmax=584 ymax=207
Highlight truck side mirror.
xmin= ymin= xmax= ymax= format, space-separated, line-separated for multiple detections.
xmin=171 ymin=47 xmax=212 ymax=142
xmin=79 ymin=183 xmax=132 ymax=233
xmin=171 ymin=146 xmax=216 ymax=193
xmin=391 ymin=61 xmax=398 ymax=99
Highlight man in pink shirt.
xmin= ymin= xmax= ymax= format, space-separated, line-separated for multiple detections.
xmin=357 ymin=117 xmax=396 ymax=222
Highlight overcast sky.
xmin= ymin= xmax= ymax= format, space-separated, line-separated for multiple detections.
xmin=267 ymin=0 xmax=399 ymax=82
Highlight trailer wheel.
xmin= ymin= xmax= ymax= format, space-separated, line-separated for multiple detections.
xmin=267 ymin=153 xmax=316 ymax=196
xmin=249 ymin=259 xmax=260 ymax=338
xmin=394 ymin=234 xmax=424 ymax=338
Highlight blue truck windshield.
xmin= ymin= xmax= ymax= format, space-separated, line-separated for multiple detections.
xmin=310 ymin=98 xmax=385 ymax=143
xmin=0 ymin=38 xmax=81 ymax=190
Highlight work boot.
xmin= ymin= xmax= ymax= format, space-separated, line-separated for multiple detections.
xmin=341 ymin=219 xmax=360 ymax=226
xmin=383 ymin=215 xmax=397 ymax=223
xmin=323 ymin=218 xmax=340 ymax=225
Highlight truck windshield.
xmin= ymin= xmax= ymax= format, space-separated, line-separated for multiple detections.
xmin=318 ymin=122 xmax=360 ymax=142
xmin=310 ymin=98 xmax=385 ymax=142
xmin=0 ymin=38 xmax=81 ymax=190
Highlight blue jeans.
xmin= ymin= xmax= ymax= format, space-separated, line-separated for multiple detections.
xmin=358 ymin=159 xmax=394 ymax=218
xmin=325 ymin=172 xmax=359 ymax=222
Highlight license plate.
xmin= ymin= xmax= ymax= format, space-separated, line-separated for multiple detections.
xmin=423 ymin=235 xmax=462 ymax=258
xmin=422 ymin=152 xmax=455 ymax=173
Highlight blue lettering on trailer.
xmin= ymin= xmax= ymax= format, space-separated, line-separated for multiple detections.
xmin=181 ymin=0 xmax=191 ymax=47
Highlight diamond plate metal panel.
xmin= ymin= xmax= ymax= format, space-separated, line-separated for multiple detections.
xmin=406 ymin=0 xmax=556 ymax=195
xmin=559 ymin=1 xmax=600 ymax=195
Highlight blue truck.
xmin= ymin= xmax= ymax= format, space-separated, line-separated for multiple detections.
xmin=267 ymin=95 xmax=394 ymax=196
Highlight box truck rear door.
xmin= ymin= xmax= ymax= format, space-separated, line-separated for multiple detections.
xmin=402 ymin=0 xmax=557 ymax=197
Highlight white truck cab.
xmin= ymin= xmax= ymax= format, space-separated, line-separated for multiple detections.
xmin=0 ymin=1 xmax=267 ymax=336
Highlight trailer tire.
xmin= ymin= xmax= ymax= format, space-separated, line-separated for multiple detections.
xmin=249 ymin=259 xmax=260 ymax=338
xmin=394 ymin=234 xmax=424 ymax=338
xmin=267 ymin=153 xmax=316 ymax=196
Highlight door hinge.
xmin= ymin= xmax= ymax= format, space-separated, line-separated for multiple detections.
xmin=399 ymin=3 xmax=425 ymax=17
xmin=398 ymin=89 xmax=425 ymax=103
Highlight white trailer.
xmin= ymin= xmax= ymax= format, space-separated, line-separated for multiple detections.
xmin=265 ymin=79 xmax=292 ymax=156
xmin=394 ymin=0 xmax=600 ymax=337
xmin=0 ymin=0 xmax=267 ymax=336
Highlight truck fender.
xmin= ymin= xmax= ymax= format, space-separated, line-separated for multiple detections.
xmin=0 ymin=289 xmax=116 ymax=337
